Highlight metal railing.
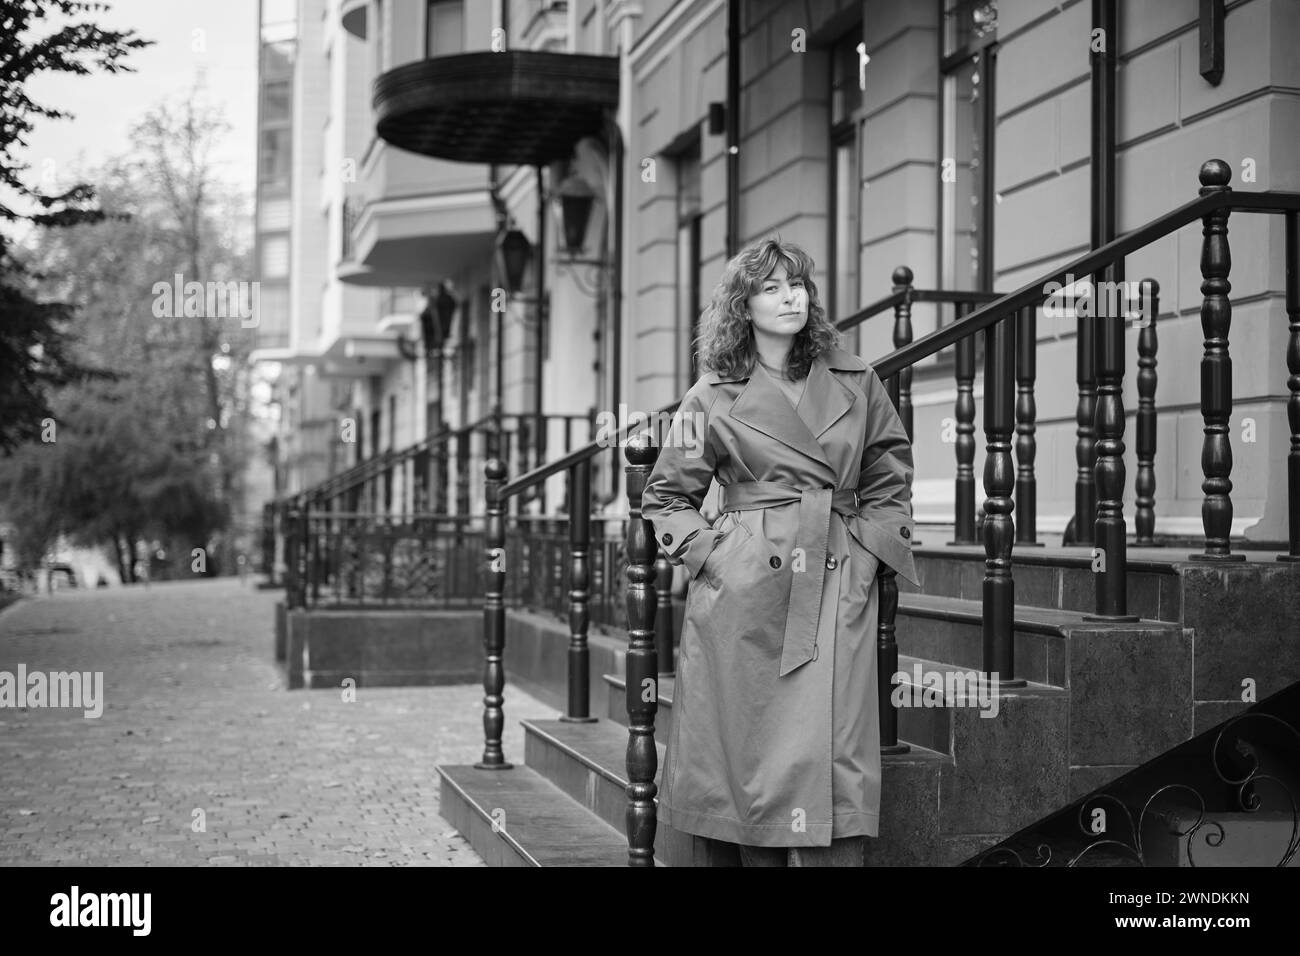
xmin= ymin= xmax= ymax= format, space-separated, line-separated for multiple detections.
xmin=475 ymin=159 xmax=1300 ymax=865
xmin=295 ymin=512 xmax=482 ymax=609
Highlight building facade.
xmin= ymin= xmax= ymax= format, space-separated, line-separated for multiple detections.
xmin=257 ymin=0 xmax=1299 ymax=546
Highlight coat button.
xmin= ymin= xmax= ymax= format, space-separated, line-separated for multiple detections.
xmin=900 ymin=527 xmax=911 ymax=539
xmin=769 ymin=555 xmax=781 ymax=569
xmin=826 ymin=555 xmax=838 ymax=570
xmin=662 ymin=532 xmax=673 ymax=545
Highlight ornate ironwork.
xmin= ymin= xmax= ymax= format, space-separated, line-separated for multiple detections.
xmin=299 ymin=511 xmax=480 ymax=608
xmin=971 ymin=710 xmax=1300 ymax=867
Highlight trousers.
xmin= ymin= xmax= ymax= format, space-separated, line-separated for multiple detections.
xmin=694 ymin=835 xmax=868 ymax=867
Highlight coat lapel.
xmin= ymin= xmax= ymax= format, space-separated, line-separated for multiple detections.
xmin=724 ymin=347 xmax=864 ymax=475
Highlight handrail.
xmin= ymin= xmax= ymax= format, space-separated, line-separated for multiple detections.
xmin=496 ymin=286 xmax=991 ymax=500
xmin=478 ymin=185 xmax=1300 ymax=505
xmin=876 ymin=189 xmax=1300 ymax=380
xmin=307 ymin=410 xmax=500 ymax=502
xmin=266 ymin=413 xmax=497 ymax=512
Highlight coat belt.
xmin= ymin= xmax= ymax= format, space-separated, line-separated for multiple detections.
xmin=717 ymin=481 xmax=861 ymax=678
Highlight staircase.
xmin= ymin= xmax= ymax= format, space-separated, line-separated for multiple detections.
xmin=434 ymin=160 xmax=1300 ymax=865
xmin=438 ymin=534 xmax=1300 ymax=866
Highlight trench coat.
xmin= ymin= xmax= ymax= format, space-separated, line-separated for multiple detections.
xmin=639 ymin=345 xmax=920 ymax=848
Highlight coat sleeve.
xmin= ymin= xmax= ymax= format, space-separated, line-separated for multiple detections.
xmin=853 ymin=368 xmax=920 ymax=586
xmin=639 ymin=382 xmax=722 ymax=581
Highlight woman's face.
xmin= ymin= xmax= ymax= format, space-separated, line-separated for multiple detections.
xmin=745 ymin=263 xmax=808 ymax=337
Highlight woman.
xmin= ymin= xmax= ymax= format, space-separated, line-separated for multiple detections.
xmin=640 ymin=236 xmax=920 ymax=867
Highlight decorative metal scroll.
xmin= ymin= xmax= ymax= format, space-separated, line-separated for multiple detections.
xmin=970 ymin=711 xmax=1300 ymax=867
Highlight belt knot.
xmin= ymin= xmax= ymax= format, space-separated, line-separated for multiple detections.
xmin=714 ymin=480 xmax=859 ymax=676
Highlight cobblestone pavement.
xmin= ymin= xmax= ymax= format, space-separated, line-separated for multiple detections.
xmin=0 ymin=578 xmax=557 ymax=866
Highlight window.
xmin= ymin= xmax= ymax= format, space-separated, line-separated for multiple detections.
xmin=260 ymin=236 xmax=290 ymax=278
xmin=676 ymin=137 xmax=702 ymax=389
xmin=939 ymin=0 xmax=998 ymax=296
xmin=253 ymin=284 xmax=289 ymax=350
xmin=259 ymin=197 xmax=291 ymax=230
xmin=262 ymin=79 xmax=290 ymax=123
xmin=259 ymin=127 xmax=292 ymax=186
xmin=829 ymin=27 xmax=864 ymax=349
xmin=425 ymin=0 xmax=464 ymax=57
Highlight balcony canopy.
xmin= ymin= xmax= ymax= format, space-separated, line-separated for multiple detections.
xmin=374 ymin=51 xmax=620 ymax=166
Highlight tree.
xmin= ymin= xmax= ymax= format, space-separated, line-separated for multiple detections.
xmin=1 ymin=149 xmax=249 ymax=581
xmin=130 ymin=89 xmax=255 ymax=527
xmin=0 ymin=0 xmax=151 ymax=453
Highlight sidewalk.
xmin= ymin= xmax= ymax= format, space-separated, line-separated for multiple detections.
xmin=0 ymin=578 xmax=557 ymax=866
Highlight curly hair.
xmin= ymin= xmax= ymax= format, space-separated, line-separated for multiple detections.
xmin=692 ymin=235 xmax=842 ymax=382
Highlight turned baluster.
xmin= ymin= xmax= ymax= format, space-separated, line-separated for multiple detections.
xmin=952 ymin=303 xmax=979 ymax=545
xmin=1089 ymin=259 xmax=1138 ymax=619
xmin=1072 ymin=297 xmax=1098 ymax=546
xmin=1015 ymin=304 xmax=1041 ymax=545
xmin=477 ymin=458 xmax=512 ymax=769
xmin=563 ymin=458 xmax=596 ymax=722
xmin=891 ymin=267 xmax=915 ymax=441
xmin=624 ymin=438 xmax=660 ymax=866
xmin=983 ymin=315 xmax=1026 ymax=687
xmin=878 ymin=366 xmax=909 ymax=755
xmin=1191 ymin=160 xmax=1246 ymax=563
xmin=1135 ymin=278 xmax=1161 ymax=546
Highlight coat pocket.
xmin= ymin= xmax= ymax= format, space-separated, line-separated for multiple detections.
xmin=697 ymin=511 xmax=753 ymax=588
xmin=847 ymin=513 xmax=919 ymax=586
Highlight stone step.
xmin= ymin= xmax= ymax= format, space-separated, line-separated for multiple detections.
xmin=602 ymin=671 xmax=675 ymax=747
xmin=890 ymin=654 xmax=1064 ymax=757
xmin=522 ymin=717 xmax=959 ymax=866
xmin=897 ymin=594 xmax=1194 ymax=783
xmin=903 ymin=543 xmax=1186 ymax=622
xmin=437 ymin=763 xmax=628 ymax=867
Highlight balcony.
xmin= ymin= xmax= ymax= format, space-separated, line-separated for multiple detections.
xmin=373 ymin=51 xmax=619 ymax=166
xmin=337 ymin=140 xmax=496 ymax=288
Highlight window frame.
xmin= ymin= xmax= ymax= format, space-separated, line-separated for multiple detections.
xmin=827 ymin=25 xmax=865 ymax=354
xmin=673 ymin=134 xmax=703 ymax=391
xmin=424 ymin=0 xmax=465 ymax=58
xmin=933 ymin=0 xmax=999 ymax=369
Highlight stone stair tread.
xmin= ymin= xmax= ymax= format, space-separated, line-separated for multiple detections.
xmin=525 ymin=717 xmax=664 ymax=787
xmin=437 ymin=764 xmax=628 ymax=866
xmin=896 ymin=653 xmax=1066 ymax=696
xmin=899 ymin=592 xmax=1176 ymax=634
xmin=525 ymin=716 xmax=952 ymax=783
xmin=603 ymin=671 xmax=675 ymax=707
xmin=909 ymin=542 xmax=1283 ymax=571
